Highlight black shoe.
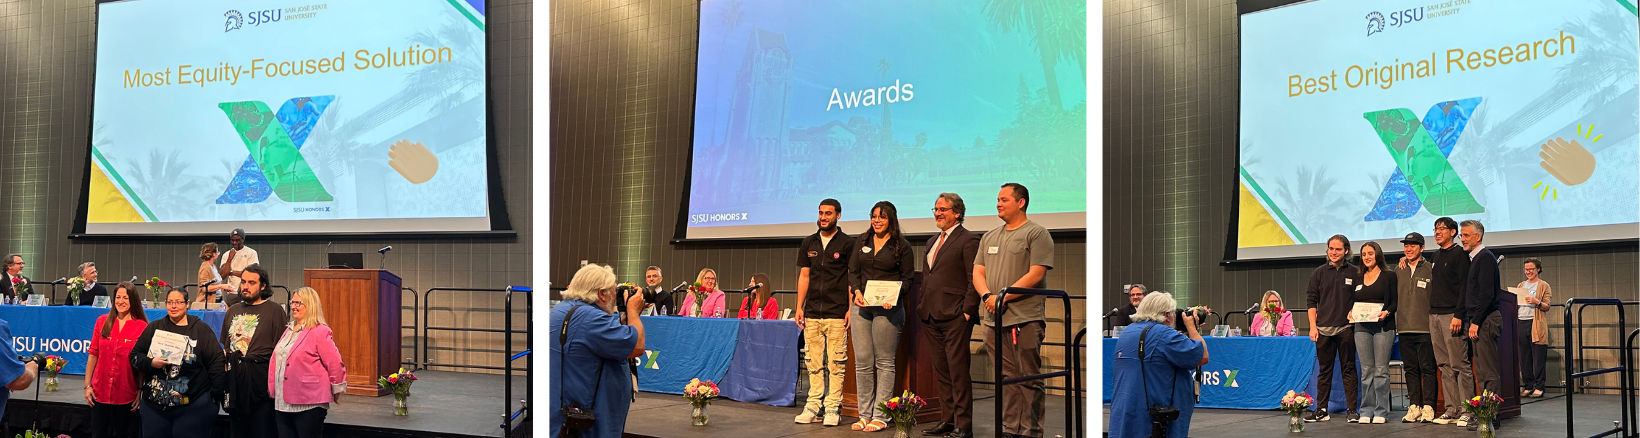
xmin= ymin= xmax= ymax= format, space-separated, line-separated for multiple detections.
xmin=941 ymin=428 xmax=973 ymax=438
xmin=922 ymin=422 xmax=954 ymax=436
xmin=1303 ymin=410 xmax=1329 ymax=422
xmin=1345 ymin=411 xmax=1361 ymax=423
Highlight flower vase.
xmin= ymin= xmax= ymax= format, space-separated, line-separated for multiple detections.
xmin=893 ymin=421 xmax=914 ymax=438
xmin=43 ymin=376 xmax=58 ymax=392
xmin=691 ymin=403 xmax=709 ymax=426
xmin=1475 ymin=417 xmax=1495 ymax=438
xmin=1288 ymin=412 xmax=1304 ymax=433
xmin=393 ymin=393 xmax=409 ymax=416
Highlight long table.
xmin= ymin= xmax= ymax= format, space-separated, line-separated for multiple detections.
xmin=1103 ymin=336 xmax=1319 ymax=409
xmin=0 ymin=305 xmax=227 ymax=375
xmin=634 ymin=316 xmax=802 ymax=406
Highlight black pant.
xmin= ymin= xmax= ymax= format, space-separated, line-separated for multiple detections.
xmin=1316 ymin=327 xmax=1358 ymax=412
xmin=1470 ymin=313 xmax=1504 ymax=397
xmin=1398 ymin=332 xmax=1438 ymax=406
xmin=274 ymin=408 xmax=328 ymax=438
xmin=139 ymin=396 xmax=216 ymax=438
xmin=229 ymin=397 xmax=278 ymax=438
xmin=88 ymin=401 xmax=140 ymax=438
xmin=922 ymin=316 xmax=975 ymax=429
xmin=1516 ymin=319 xmax=1547 ymax=392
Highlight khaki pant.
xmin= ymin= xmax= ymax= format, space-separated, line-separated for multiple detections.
xmin=803 ymin=318 xmax=849 ymax=414
xmin=1430 ymin=313 xmax=1474 ymax=417
xmin=984 ymin=321 xmax=1045 ymax=437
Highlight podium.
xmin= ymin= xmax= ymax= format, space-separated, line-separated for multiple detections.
xmin=304 ymin=269 xmax=402 ymax=396
xmin=841 ymin=273 xmax=946 ymax=422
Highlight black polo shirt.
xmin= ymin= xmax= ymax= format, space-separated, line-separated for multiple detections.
xmin=797 ymin=230 xmax=855 ymax=319
xmin=1429 ymin=243 xmax=1470 ymax=315
xmin=1305 ymin=262 xmax=1360 ymax=328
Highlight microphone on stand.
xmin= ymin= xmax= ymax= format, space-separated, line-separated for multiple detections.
xmin=740 ymin=283 xmax=763 ymax=293
xmin=1103 ymin=307 xmax=1120 ymax=317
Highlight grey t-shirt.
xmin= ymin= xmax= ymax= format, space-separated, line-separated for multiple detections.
xmin=976 ymin=220 xmax=1054 ymax=326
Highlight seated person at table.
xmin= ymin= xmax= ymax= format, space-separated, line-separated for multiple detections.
xmin=738 ymin=273 xmax=780 ymax=320
xmin=677 ymin=268 xmax=726 ymax=318
xmin=1108 ymin=292 xmax=1209 ymax=438
xmin=1108 ymin=284 xmax=1147 ymax=329
xmin=1250 ymin=290 xmax=1295 ymax=337
xmin=75 ymin=262 xmax=110 ymax=306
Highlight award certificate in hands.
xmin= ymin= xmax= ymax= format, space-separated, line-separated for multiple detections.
xmin=149 ymin=330 xmax=193 ymax=365
xmin=1349 ymin=302 xmax=1385 ymax=323
xmin=864 ymin=280 xmax=902 ymax=307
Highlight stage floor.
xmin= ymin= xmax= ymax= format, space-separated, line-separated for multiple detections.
xmin=622 ymin=390 xmax=1073 ymax=438
xmin=8 ymin=371 xmax=527 ymax=438
xmin=1103 ymin=391 xmax=1633 ymax=437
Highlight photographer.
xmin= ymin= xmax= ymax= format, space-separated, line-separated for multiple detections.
xmin=550 ymin=264 xmax=648 ymax=438
xmin=2 ymin=317 xmax=42 ymax=414
xmin=1107 ymin=292 xmax=1208 ymax=438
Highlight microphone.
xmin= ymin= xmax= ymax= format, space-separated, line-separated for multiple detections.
xmin=671 ymin=282 xmax=690 ymax=292
xmin=377 ymin=246 xmax=393 ymax=254
xmin=741 ymin=283 xmax=764 ymax=293
xmin=1103 ymin=307 xmax=1120 ymax=317
xmin=129 ymin=276 xmax=138 ymax=283
xmin=1246 ymin=302 xmax=1260 ymax=315
xmin=53 ymin=277 xmax=66 ymax=284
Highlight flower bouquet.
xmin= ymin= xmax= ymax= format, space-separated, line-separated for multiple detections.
xmin=9 ymin=276 xmax=29 ymax=304
xmin=12 ymin=429 xmax=69 ymax=438
xmin=876 ymin=390 xmax=927 ymax=438
xmin=1280 ymin=390 xmax=1313 ymax=432
xmin=377 ymin=367 xmax=419 ymax=416
xmin=1262 ymin=303 xmax=1287 ymax=335
xmin=682 ymin=378 xmax=720 ymax=426
xmin=686 ymin=282 xmax=707 ymax=317
xmin=1464 ymin=390 xmax=1504 ymax=438
xmin=143 ymin=277 xmax=169 ymax=308
xmin=66 ymin=277 xmax=87 ymax=306
xmin=41 ymin=355 xmax=64 ymax=392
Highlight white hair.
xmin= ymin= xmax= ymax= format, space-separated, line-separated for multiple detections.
xmin=562 ymin=264 xmax=616 ymax=303
xmin=1132 ymin=292 xmax=1177 ymax=323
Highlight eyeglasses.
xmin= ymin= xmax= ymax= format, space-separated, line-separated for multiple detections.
xmin=930 ymin=207 xmax=953 ymax=213
xmin=290 ymin=301 xmax=306 ymax=307
xmin=165 ymin=300 xmax=188 ymax=305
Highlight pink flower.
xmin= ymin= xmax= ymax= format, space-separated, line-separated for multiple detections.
xmin=389 ymin=376 xmax=399 ymax=384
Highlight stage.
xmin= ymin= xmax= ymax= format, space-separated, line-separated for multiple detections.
xmin=621 ymin=390 xmax=1073 ymax=438
xmin=1103 ymin=392 xmax=1631 ymax=437
xmin=2 ymin=371 xmax=527 ymax=438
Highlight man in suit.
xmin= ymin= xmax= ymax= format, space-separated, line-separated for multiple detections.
xmin=0 ymin=255 xmax=28 ymax=302
xmin=1108 ymin=284 xmax=1147 ymax=328
xmin=75 ymin=262 xmax=109 ymax=306
xmin=918 ymin=193 xmax=981 ymax=438
xmin=1460 ymin=220 xmax=1504 ymax=431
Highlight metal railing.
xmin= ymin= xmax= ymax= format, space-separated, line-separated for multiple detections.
xmin=1562 ymin=298 xmax=1628 ymax=438
xmin=1549 ymin=302 xmax=1640 ymax=392
xmin=992 ymin=287 xmax=1077 ymax=438
xmin=1068 ymin=327 xmax=1089 ymax=438
xmin=422 ymin=287 xmax=530 ymax=371
xmin=972 ymin=295 xmax=1086 ymax=394
xmin=503 ymin=286 xmax=532 ymax=438
xmin=401 ymin=287 xmax=419 ymax=369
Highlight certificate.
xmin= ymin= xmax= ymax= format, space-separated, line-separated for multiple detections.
xmin=1509 ymin=287 xmax=1530 ymax=306
xmin=92 ymin=295 xmax=110 ymax=308
xmin=24 ymin=294 xmax=45 ymax=306
xmin=148 ymin=330 xmax=193 ymax=365
xmin=864 ymin=280 xmax=902 ymax=306
xmin=1349 ymin=302 xmax=1385 ymax=323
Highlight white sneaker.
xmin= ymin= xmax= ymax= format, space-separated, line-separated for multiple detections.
xmin=1419 ymin=405 xmax=1436 ymax=423
xmin=1432 ymin=412 xmax=1458 ymax=425
xmin=822 ymin=412 xmax=841 ymax=427
xmin=1403 ymin=407 xmax=1420 ymax=423
xmin=794 ymin=410 xmax=819 ymax=424
xmin=1455 ymin=414 xmax=1470 ymax=427
xmin=1372 ymin=416 xmax=1386 ymax=424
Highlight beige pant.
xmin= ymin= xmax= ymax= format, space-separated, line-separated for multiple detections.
xmin=984 ymin=322 xmax=1045 ymax=437
xmin=803 ymin=318 xmax=849 ymax=413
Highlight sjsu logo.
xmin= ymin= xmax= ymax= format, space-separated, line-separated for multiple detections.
xmin=1367 ymin=8 xmax=1423 ymax=36
xmin=224 ymin=8 xmax=280 ymax=32
xmin=224 ymin=10 xmax=242 ymax=32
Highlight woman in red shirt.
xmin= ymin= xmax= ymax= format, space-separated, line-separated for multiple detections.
xmin=85 ymin=282 xmax=149 ymax=438
xmin=737 ymin=273 xmax=780 ymax=320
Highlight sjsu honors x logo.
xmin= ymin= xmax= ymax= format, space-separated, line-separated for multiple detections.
xmin=216 ymin=96 xmax=335 ymax=204
xmin=1362 ymin=97 xmax=1486 ymax=220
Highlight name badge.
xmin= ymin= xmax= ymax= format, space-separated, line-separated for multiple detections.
xmin=1356 ymin=284 xmax=1363 ymax=291
xmin=807 ymin=251 xmax=818 ymax=257
xmin=1345 ymin=278 xmax=1353 ymax=285
xmin=987 ymin=246 xmax=1000 ymax=255
xmin=862 ymin=247 xmax=872 ymax=253
xmin=1416 ymin=280 xmax=1427 ymax=288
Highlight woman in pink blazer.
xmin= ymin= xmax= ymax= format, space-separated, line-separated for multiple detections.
xmin=268 ymin=287 xmax=347 ymax=438
xmin=1250 ymin=290 xmax=1296 ymax=337
xmin=737 ymin=273 xmax=780 ymax=320
xmin=678 ymin=268 xmax=727 ymax=318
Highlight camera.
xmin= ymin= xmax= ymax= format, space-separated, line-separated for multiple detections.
xmin=1149 ymin=405 xmax=1180 ymax=436
xmin=19 ymin=352 xmax=45 ymax=368
xmin=559 ymin=402 xmax=595 ymax=437
xmin=619 ymin=284 xmax=662 ymax=306
xmin=1173 ymin=308 xmax=1209 ymax=332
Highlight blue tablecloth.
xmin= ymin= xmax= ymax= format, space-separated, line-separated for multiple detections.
xmin=635 ymin=316 xmax=802 ymax=406
xmin=0 ymin=305 xmax=226 ymax=375
xmin=1104 ymin=336 xmax=1318 ymax=409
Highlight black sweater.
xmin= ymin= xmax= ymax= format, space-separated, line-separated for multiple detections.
xmin=1353 ymin=269 xmax=1399 ymax=331
xmin=1429 ymin=243 xmax=1470 ymax=315
xmin=1306 ymin=262 xmax=1360 ymax=328
xmin=129 ymin=315 xmax=226 ymax=408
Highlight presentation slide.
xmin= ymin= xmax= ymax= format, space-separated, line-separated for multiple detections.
xmin=1238 ymin=0 xmax=1638 ymax=260
xmin=685 ymin=0 xmax=1088 ymax=239
xmin=86 ymin=0 xmax=490 ymax=235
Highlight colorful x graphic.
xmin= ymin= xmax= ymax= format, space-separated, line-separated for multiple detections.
xmin=215 ymin=96 xmax=335 ymax=204
xmin=1362 ymin=97 xmax=1486 ymax=220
